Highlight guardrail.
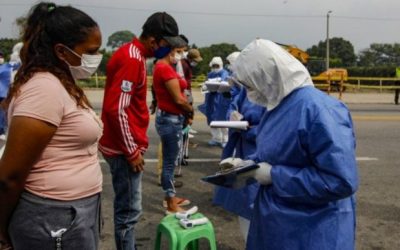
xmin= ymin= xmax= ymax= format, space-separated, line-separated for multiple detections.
xmin=83 ymin=75 xmax=400 ymax=92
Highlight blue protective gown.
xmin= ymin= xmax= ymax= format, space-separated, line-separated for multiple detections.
xmin=247 ymin=86 xmax=358 ymax=250
xmin=0 ymin=63 xmax=13 ymax=134
xmin=198 ymin=69 xmax=231 ymax=124
xmin=0 ymin=63 xmax=12 ymax=98
xmin=213 ymin=88 xmax=266 ymax=219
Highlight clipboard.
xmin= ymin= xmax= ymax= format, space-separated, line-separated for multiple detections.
xmin=201 ymin=164 xmax=259 ymax=188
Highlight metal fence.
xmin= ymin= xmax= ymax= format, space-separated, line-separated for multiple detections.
xmin=82 ymin=75 xmax=400 ymax=92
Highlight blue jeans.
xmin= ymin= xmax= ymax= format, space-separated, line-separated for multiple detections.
xmin=155 ymin=110 xmax=183 ymax=197
xmin=104 ymin=155 xmax=142 ymax=250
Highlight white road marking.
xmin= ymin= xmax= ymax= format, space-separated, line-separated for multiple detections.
xmin=100 ymin=157 xmax=378 ymax=164
xmin=356 ymin=157 xmax=378 ymax=161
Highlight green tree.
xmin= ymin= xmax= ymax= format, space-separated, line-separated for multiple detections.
xmin=97 ymin=49 xmax=112 ymax=75
xmin=306 ymin=37 xmax=357 ymax=67
xmin=107 ymin=30 xmax=136 ymax=51
xmin=358 ymin=43 xmax=400 ymax=67
xmin=0 ymin=38 xmax=20 ymax=60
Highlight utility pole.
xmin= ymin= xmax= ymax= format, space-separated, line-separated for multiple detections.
xmin=326 ymin=10 xmax=332 ymax=71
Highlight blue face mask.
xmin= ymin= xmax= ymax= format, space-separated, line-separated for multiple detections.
xmin=154 ymin=46 xmax=171 ymax=59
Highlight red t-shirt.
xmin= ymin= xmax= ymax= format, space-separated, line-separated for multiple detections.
xmin=153 ymin=62 xmax=187 ymax=115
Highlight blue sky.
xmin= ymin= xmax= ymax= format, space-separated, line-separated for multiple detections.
xmin=1 ymin=0 xmax=399 ymax=53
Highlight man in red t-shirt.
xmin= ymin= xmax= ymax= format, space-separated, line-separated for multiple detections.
xmin=99 ymin=12 xmax=186 ymax=250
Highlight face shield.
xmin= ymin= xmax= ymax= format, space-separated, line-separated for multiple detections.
xmin=231 ymin=39 xmax=313 ymax=110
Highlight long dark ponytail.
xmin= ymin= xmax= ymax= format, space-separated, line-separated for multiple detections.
xmin=6 ymin=2 xmax=99 ymax=108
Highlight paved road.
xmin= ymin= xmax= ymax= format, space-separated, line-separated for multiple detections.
xmin=88 ymin=89 xmax=400 ymax=250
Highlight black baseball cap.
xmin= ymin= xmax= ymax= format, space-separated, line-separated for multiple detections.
xmin=142 ymin=12 xmax=187 ymax=47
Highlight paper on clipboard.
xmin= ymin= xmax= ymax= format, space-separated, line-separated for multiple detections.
xmin=201 ymin=163 xmax=259 ymax=188
xmin=204 ymin=78 xmax=230 ymax=92
xmin=216 ymin=81 xmax=231 ymax=93
xmin=210 ymin=121 xmax=249 ymax=130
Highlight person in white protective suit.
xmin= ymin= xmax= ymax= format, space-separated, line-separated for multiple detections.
xmin=226 ymin=39 xmax=359 ymax=249
xmin=198 ymin=56 xmax=230 ymax=147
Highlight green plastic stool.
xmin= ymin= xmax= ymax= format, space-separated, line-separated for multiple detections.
xmin=154 ymin=213 xmax=217 ymax=250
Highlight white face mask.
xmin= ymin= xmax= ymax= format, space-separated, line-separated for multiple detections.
xmin=64 ymin=47 xmax=103 ymax=80
xmin=247 ymin=89 xmax=268 ymax=106
xmin=174 ymin=53 xmax=183 ymax=62
xmin=0 ymin=58 xmax=4 ymax=64
xmin=212 ymin=68 xmax=221 ymax=73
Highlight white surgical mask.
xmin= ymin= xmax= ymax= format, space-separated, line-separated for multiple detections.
xmin=247 ymin=89 xmax=268 ymax=106
xmin=212 ymin=68 xmax=221 ymax=73
xmin=174 ymin=53 xmax=183 ymax=62
xmin=190 ymin=61 xmax=198 ymax=67
xmin=64 ymin=47 xmax=103 ymax=79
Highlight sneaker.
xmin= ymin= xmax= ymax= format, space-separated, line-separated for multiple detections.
xmin=163 ymin=197 xmax=191 ymax=208
xmin=189 ymin=128 xmax=198 ymax=134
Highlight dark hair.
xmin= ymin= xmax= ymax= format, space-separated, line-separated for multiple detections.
xmin=6 ymin=2 xmax=98 ymax=108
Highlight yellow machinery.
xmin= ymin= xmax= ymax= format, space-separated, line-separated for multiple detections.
xmin=277 ymin=42 xmax=348 ymax=98
xmin=276 ymin=43 xmax=310 ymax=65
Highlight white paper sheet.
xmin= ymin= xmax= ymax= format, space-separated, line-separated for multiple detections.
xmin=210 ymin=121 xmax=249 ymax=130
xmin=204 ymin=78 xmax=231 ymax=92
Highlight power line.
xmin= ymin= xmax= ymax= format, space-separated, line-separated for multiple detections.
xmin=1 ymin=3 xmax=400 ymax=21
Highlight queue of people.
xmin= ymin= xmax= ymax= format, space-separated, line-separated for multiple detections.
xmin=0 ymin=1 xmax=359 ymax=250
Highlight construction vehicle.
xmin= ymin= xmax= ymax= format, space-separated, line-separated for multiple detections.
xmin=276 ymin=43 xmax=310 ymax=64
xmin=277 ymin=42 xmax=348 ymax=98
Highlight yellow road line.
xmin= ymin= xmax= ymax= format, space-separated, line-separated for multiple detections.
xmin=352 ymin=115 xmax=400 ymax=121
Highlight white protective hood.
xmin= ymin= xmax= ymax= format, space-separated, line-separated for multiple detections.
xmin=232 ymin=39 xmax=313 ymax=110
xmin=226 ymin=51 xmax=240 ymax=64
xmin=10 ymin=42 xmax=23 ymax=64
xmin=209 ymin=56 xmax=223 ymax=68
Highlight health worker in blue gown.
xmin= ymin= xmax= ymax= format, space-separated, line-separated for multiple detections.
xmin=229 ymin=39 xmax=359 ymax=250
xmin=198 ymin=56 xmax=230 ymax=147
